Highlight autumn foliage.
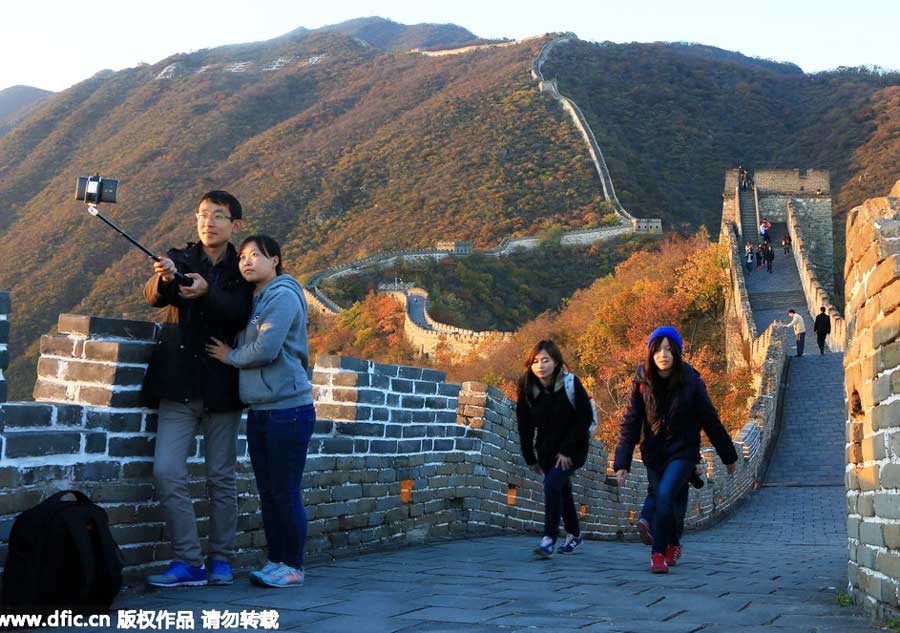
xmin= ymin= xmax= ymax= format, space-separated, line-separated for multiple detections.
xmin=447 ymin=231 xmax=754 ymax=450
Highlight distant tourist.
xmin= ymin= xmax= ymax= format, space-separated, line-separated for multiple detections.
xmin=782 ymin=234 xmax=792 ymax=255
xmin=143 ymin=191 xmax=253 ymax=588
xmin=814 ymin=307 xmax=831 ymax=354
xmin=207 ymin=235 xmax=314 ymax=588
xmin=764 ymin=242 xmax=775 ymax=273
xmin=780 ymin=309 xmax=807 ymax=357
xmin=613 ymin=326 xmax=737 ymax=574
xmin=515 ymin=340 xmax=593 ymax=558
xmin=759 ymin=218 xmax=771 ymax=243
xmin=745 ymin=244 xmax=754 ymax=274
xmin=755 ymin=243 xmax=764 ymax=271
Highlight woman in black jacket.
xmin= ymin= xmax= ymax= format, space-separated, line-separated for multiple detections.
xmin=516 ymin=340 xmax=592 ymax=558
xmin=614 ymin=326 xmax=738 ymax=574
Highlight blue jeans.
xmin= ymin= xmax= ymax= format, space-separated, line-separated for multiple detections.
xmin=646 ymin=459 xmax=695 ymax=554
xmin=640 ymin=481 xmax=689 ymax=545
xmin=543 ymin=467 xmax=579 ymax=540
xmin=796 ymin=332 xmax=806 ymax=357
xmin=247 ymin=404 xmax=316 ymax=568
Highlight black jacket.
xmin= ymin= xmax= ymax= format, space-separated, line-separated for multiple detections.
xmin=142 ymin=242 xmax=253 ymax=412
xmin=516 ymin=373 xmax=592 ymax=473
xmin=613 ymin=363 xmax=737 ymax=473
xmin=814 ymin=313 xmax=831 ymax=336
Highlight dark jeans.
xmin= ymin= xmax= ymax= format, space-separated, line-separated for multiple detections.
xmin=543 ymin=467 xmax=579 ymax=540
xmin=766 ymin=258 xmax=773 ymax=273
xmin=640 ymin=482 xmax=689 ymax=545
xmin=247 ymin=404 xmax=316 ymax=568
xmin=817 ymin=334 xmax=827 ymax=354
xmin=796 ymin=332 xmax=806 ymax=357
xmin=646 ymin=459 xmax=695 ymax=554
xmin=745 ymin=261 xmax=753 ymax=274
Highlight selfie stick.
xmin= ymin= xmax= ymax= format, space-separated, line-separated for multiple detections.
xmin=86 ymin=204 xmax=193 ymax=286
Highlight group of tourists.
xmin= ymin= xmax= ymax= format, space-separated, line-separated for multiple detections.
xmin=515 ymin=327 xmax=738 ymax=574
xmin=142 ymin=191 xmax=313 ymax=589
xmin=745 ymin=241 xmax=776 ymax=274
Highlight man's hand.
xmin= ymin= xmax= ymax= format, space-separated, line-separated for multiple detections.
xmin=178 ymin=273 xmax=209 ymax=299
xmin=529 ymin=463 xmax=542 ymax=475
xmin=726 ymin=462 xmax=736 ymax=475
xmin=555 ymin=454 xmax=573 ymax=471
xmin=153 ymin=257 xmax=176 ymax=283
xmin=616 ymin=469 xmax=628 ymax=487
xmin=205 ymin=337 xmax=233 ymax=364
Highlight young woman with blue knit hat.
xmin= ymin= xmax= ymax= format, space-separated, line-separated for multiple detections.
xmin=613 ymin=326 xmax=738 ymax=573
xmin=516 ymin=340 xmax=593 ymax=557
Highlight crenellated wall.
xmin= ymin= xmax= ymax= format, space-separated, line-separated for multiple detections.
xmin=0 ymin=300 xmax=789 ymax=580
xmin=843 ymin=180 xmax=900 ymax=619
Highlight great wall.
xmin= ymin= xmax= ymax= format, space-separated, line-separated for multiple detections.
xmin=0 ymin=33 xmax=898 ymax=632
xmin=303 ymin=34 xmax=661 ymax=360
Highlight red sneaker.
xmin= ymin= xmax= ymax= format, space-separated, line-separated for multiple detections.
xmin=665 ymin=544 xmax=682 ymax=566
xmin=650 ymin=552 xmax=668 ymax=574
xmin=637 ymin=518 xmax=653 ymax=546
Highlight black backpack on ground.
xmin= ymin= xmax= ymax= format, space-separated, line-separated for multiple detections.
xmin=1 ymin=490 xmax=124 ymax=613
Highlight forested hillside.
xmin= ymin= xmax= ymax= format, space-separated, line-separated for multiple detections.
xmin=542 ymin=41 xmax=900 ymax=230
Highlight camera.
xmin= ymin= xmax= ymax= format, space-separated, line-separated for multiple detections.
xmin=75 ymin=175 xmax=118 ymax=204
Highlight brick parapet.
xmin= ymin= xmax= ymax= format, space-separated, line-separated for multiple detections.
xmin=755 ymin=169 xmax=830 ymax=195
xmin=786 ymin=199 xmax=845 ymax=351
xmin=843 ymin=180 xmax=900 ymax=619
xmin=0 ymin=304 xmax=785 ymax=580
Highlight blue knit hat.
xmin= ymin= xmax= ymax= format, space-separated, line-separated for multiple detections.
xmin=647 ymin=326 xmax=683 ymax=352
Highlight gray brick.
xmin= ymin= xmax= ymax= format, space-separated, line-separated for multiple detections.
xmin=357 ymin=389 xmax=386 ymax=405
xmin=57 ymin=314 xmax=157 ymax=340
xmin=85 ymin=432 xmax=107 ymax=453
xmin=398 ymin=366 xmax=423 ymax=380
xmin=401 ymin=395 xmax=425 ymax=409
xmin=4 ymin=431 xmax=81 ymax=457
xmin=414 ymin=381 xmax=438 ymax=394
xmin=3 ymin=402 xmax=53 ymax=427
xmin=335 ymin=422 xmax=385 ymax=437
xmin=391 ymin=378 xmax=414 ymax=393
xmin=108 ymin=436 xmax=155 ymax=457
xmin=438 ymin=383 xmax=461 ymax=397
xmin=372 ymin=362 xmax=399 ymax=377
xmin=86 ymin=410 xmax=142 ymax=432
xmin=321 ymin=438 xmax=355 ymax=454
xmin=398 ymin=440 xmax=422 ymax=453
xmin=75 ymin=461 xmax=122 ymax=481
xmin=370 ymin=440 xmax=398 ymax=454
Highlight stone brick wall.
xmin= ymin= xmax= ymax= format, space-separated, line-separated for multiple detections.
xmin=0 ymin=304 xmax=788 ymax=580
xmin=844 ymin=180 xmax=900 ymax=618
xmin=787 ymin=199 xmax=844 ymax=349
xmin=0 ymin=291 xmax=8 ymax=403
xmin=755 ymin=169 xmax=831 ymax=195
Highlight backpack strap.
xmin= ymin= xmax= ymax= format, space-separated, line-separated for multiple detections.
xmin=563 ymin=372 xmax=575 ymax=409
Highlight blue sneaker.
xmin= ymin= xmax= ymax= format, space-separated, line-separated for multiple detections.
xmin=146 ymin=561 xmax=207 ymax=587
xmin=208 ymin=559 xmax=234 ymax=586
xmin=557 ymin=534 xmax=584 ymax=554
xmin=254 ymin=563 xmax=304 ymax=588
xmin=533 ymin=536 xmax=555 ymax=558
xmin=249 ymin=561 xmax=281 ymax=586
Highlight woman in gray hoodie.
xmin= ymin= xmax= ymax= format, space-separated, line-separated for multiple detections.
xmin=207 ymin=235 xmax=313 ymax=588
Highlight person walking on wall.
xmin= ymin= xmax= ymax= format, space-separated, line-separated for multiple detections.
xmin=782 ymin=233 xmax=792 ymax=255
xmin=636 ymin=461 xmax=705 ymax=565
xmin=780 ymin=309 xmax=807 ymax=357
xmin=814 ymin=307 xmax=831 ymax=355
xmin=614 ymin=326 xmax=737 ymax=574
xmin=755 ymin=243 xmax=763 ymax=271
xmin=516 ymin=340 xmax=593 ymax=558
xmin=207 ymin=235 xmax=314 ymax=588
xmin=764 ymin=242 xmax=775 ymax=273
xmin=143 ymin=191 xmax=253 ymax=588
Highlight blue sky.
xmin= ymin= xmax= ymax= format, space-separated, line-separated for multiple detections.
xmin=2 ymin=0 xmax=897 ymax=92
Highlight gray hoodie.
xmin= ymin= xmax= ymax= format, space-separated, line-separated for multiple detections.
xmin=226 ymin=274 xmax=313 ymax=410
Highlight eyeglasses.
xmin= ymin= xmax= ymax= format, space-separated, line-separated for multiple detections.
xmin=195 ymin=212 xmax=233 ymax=223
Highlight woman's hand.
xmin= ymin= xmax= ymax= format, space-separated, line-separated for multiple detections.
xmin=555 ymin=454 xmax=572 ymax=471
xmin=616 ymin=469 xmax=628 ymax=487
xmin=205 ymin=337 xmax=233 ymax=364
xmin=726 ymin=462 xmax=736 ymax=475
xmin=529 ymin=463 xmax=543 ymax=475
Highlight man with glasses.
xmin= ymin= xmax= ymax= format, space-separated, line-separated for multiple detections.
xmin=142 ymin=191 xmax=253 ymax=588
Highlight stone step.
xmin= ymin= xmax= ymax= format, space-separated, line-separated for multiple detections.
xmin=749 ymin=290 xmax=808 ymax=310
